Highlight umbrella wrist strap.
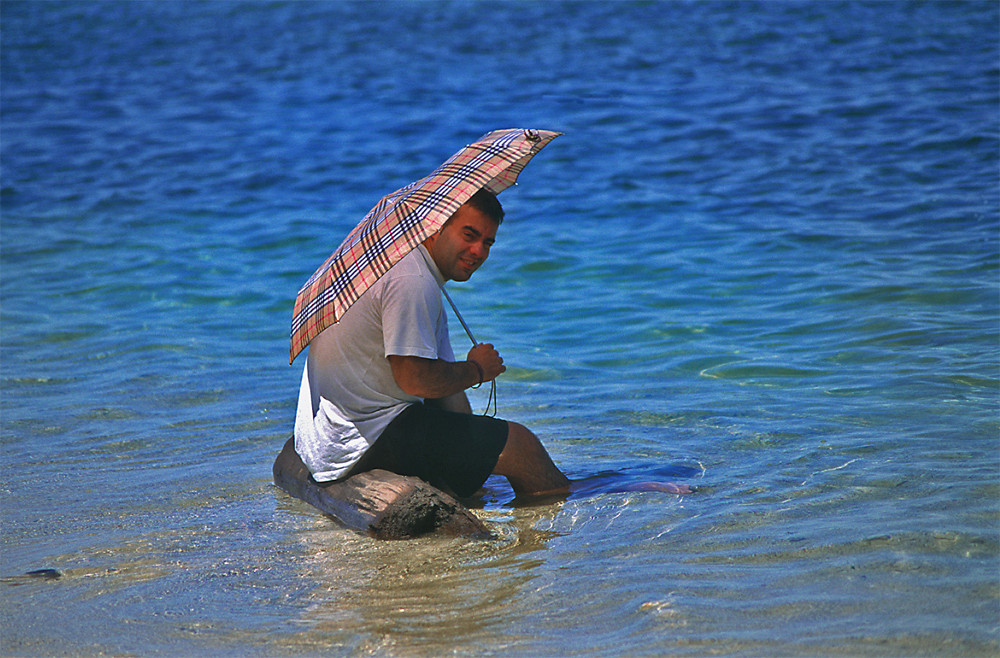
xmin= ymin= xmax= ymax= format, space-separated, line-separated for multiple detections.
xmin=441 ymin=286 xmax=496 ymax=416
xmin=483 ymin=380 xmax=497 ymax=417
xmin=468 ymin=361 xmax=497 ymax=416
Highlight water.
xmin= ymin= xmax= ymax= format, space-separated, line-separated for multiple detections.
xmin=1 ymin=1 xmax=997 ymax=655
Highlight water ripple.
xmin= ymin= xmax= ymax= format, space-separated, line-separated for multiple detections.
xmin=2 ymin=0 xmax=997 ymax=655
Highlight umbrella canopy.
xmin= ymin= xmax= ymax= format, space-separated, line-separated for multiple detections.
xmin=290 ymin=128 xmax=561 ymax=363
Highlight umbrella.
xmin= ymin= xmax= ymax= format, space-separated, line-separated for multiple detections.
xmin=290 ymin=128 xmax=561 ymax=363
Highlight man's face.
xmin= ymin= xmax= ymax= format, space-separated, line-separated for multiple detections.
xmin=425 ymin=204 xmax=498 ymax=282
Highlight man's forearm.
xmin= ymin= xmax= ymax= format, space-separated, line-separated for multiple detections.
xmin=388 ymin=355 xmax=481 ymax=400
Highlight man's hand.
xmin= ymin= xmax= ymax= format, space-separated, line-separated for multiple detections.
xmin=467 ymin=343 xmax=506 ymax=384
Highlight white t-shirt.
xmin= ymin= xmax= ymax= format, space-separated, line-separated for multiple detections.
xmin=294 ymin=245 xmax=454 ymax=482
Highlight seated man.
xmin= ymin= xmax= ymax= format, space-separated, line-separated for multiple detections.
xmin=294 ymin=189 xmax=570 ymax=498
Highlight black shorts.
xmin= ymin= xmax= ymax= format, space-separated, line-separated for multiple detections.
xmin=349 ymin=402 xmax=508 ymax=498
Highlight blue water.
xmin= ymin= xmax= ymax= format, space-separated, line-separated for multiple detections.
xmin=2 ymin=1 xmax=997 ymax=655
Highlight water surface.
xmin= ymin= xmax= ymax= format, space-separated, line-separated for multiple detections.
xmin=2 ymin=1 xmax=997 ymax=655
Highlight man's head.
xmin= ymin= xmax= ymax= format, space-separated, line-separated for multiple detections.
xmin=463 ymin=188 xmax=504 ymax=225
xmin=424 ymin=189 xmax=504 ymax=282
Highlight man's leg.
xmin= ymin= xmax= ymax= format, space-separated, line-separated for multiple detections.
xmin=492 ymin=422 xmax=570 ymax=496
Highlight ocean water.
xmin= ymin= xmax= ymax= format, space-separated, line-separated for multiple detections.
xmin=1 ymin=1 xmax=997 ymax=655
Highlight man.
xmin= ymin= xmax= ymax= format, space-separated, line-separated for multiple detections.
xmin=294 ymin=189 xmax=570 ymax=498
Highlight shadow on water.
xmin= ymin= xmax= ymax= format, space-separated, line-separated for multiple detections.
xmin=466 ymin=461 xmax=704 ymax=510
xmin=568 ymin=464 xmax=703 ymax=498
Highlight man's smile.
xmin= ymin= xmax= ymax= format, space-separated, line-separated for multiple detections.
xmin=425 ymin=203 xmax=498 ymax=282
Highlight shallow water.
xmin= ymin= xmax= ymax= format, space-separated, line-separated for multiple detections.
xmin=2 ymin=1 xmax=998 ymax=656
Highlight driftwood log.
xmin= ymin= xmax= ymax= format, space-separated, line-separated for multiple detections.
xmin=272 ymin=437 xmax=491 ymax=540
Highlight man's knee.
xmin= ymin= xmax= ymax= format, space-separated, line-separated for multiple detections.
xmin=499 ymin=422 xmax=543 ymax=463
xmin=504 ymin=421 xmax=532 ymax=449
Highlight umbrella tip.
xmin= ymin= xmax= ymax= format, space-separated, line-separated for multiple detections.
xmin=524 ymin=129 xmax=541 ymax=142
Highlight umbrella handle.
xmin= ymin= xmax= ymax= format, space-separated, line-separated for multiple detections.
xmin=441 ymin=287 xmax=478 ymax=346
xmin=441 ymin=285 xmax=498 ymax=417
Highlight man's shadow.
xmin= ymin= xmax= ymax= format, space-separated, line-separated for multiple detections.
xmin=465 ymin=462 xmax=702 ymax=509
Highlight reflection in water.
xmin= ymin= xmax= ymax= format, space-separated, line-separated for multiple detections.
xmin=279 ymin=496 xmax=566 ymax=655
xmin=266 ymin=471 xmax=702 ymax=656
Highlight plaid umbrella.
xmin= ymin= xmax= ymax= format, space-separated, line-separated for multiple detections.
xmin=290 ymin=128 xmax=561 ymax=363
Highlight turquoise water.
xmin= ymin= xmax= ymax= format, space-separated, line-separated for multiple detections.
xmin=2 ymin=1 xmax=998 ymax=655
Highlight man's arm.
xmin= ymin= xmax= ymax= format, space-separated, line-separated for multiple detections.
xmin=388 ymin=343 xmax=506 ymax=404
xmin=388 ymin=355 xmax=480 ymax=400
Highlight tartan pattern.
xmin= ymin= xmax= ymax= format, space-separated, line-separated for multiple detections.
xmin=290 ymin=128 xmax=561 ymax=362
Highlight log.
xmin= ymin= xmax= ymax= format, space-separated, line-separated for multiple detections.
xmin=272 ymin=437 xmax=492 ymax=540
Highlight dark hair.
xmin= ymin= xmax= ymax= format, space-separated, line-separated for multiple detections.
xmin=465 ymin=188 xmax=505 ymax=225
